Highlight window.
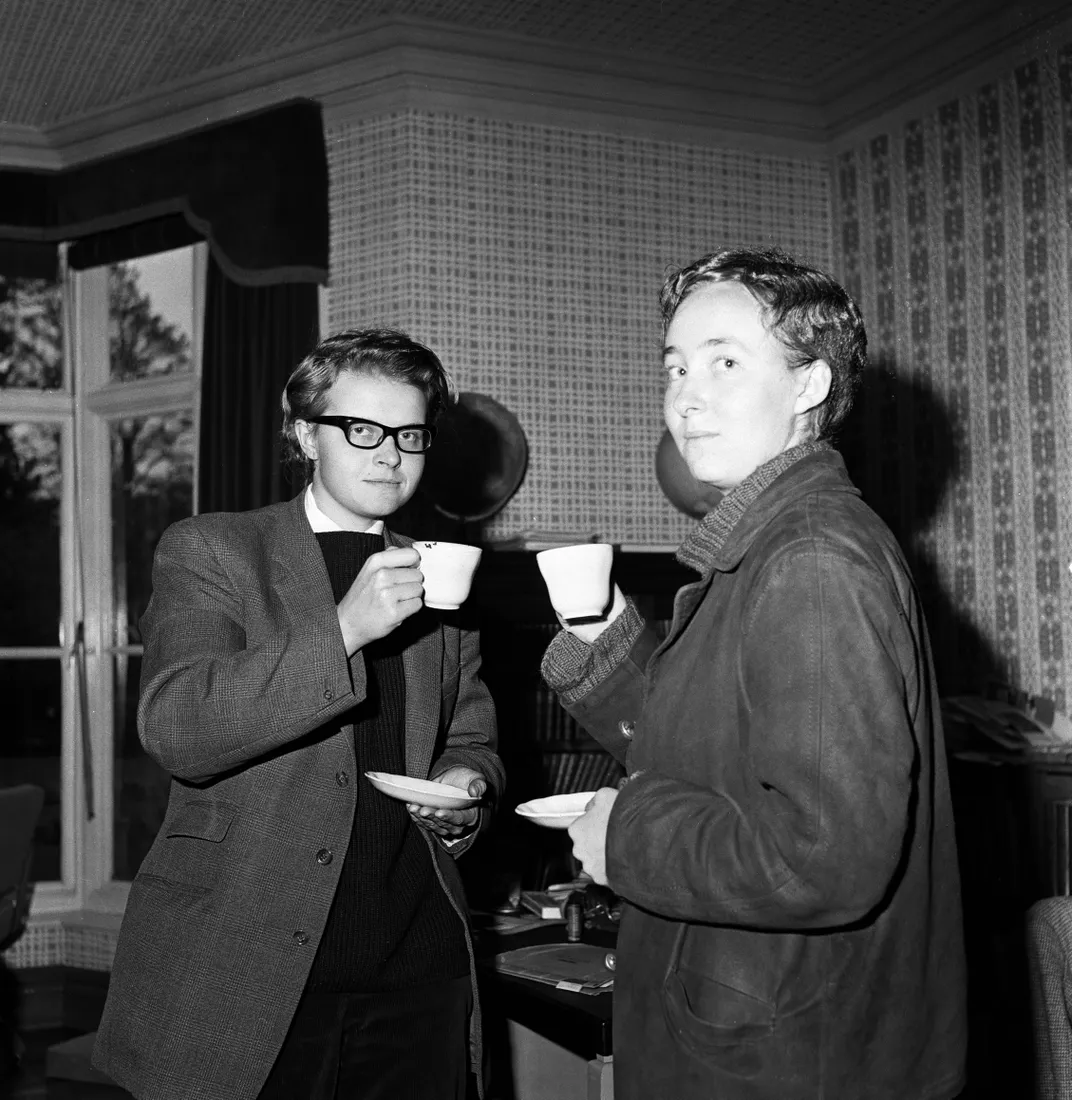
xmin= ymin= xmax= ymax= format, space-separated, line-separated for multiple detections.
xmin=0 ymin=273 xmax=67 ymax=884
xmin=0 ymin=245 xmax=204 ymax=916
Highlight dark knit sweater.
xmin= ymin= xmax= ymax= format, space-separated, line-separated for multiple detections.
xmin=304 ymin=530 xmax=468 ymax=992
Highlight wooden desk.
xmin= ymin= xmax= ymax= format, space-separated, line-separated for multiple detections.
xmin=476 ymin=920 xmax=615 ymax=1100
xmin=949 ymin=746 xmax=1072 ymax=902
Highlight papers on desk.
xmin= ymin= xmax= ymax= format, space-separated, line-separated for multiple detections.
xmin=471 ymin=910 xmax=556 ymax=935
xmin=493 ymin=943 xmax=615 ymax=995
xmin=520 ymin=890 xmax=568 ymax=919
xmin=942 ymin=695 xmax=1069 ymax=752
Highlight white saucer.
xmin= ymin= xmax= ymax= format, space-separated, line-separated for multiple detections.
xmin=365 ymin=771 xmax=478 ymax=809
xmin=515 ymin=792 xmax=596 ymax=829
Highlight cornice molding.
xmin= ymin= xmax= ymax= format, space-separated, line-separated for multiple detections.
xmin=320 ymin=82 xmax=829 ymax=160
xmin=0 ymin=9 xmax=1069 ymax=170
xmin=0 ymin=15 xmax=828 ymax=169
xmin=0 ymin=123 xmax=63 ymax=170
xmin=829 ymin=9 xmax=1072 ymax=151
xmin=820 ymin=1 xmax=1071 ymax=119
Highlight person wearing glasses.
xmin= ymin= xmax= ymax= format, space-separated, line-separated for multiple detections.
xmin=94 ymin=329 xmax=504 ymax=1100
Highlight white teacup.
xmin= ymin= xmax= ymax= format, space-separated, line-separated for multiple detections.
xmin=536 ymin=543 xmax=614 ymax=620
xmin=414 ymin=541 xmax=483 ymax=610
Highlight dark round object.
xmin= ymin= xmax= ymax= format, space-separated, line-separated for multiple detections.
xmin=422 ymin=392 xmax=529 ymax=522
xmin=654 ymin=428 xmax=723 ymax=518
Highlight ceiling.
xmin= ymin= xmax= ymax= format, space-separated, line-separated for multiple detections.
xmin=0 ymin=0 xmax=1068 ymax=151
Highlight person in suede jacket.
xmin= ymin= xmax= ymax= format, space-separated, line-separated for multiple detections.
xmin=541 ymin=248 xmax=967 ymax=1099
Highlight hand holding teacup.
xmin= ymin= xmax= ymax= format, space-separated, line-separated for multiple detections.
xmin=414 ymin=540 xmax=482 ymax=610
xmin=337 ymin=546 xmax=425 ymax=655
xmin=536 ymin=542 xmax=625 ymax=642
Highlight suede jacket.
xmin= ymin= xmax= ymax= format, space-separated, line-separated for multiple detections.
xmin=544 ymin=445 xmax=967 ymax=1100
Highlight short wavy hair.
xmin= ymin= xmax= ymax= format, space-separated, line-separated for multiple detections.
xmin=280 ymin=327 xmax=456 ymax=486
xmin=659 ymin=247 xmax=867 ymax=440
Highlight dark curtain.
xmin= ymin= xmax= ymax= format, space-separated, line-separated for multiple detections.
xmin=0 ymin=100 xmax=328 ymax=284
xmin=198 ymin=254 xmax=320 ymax=513
xmin=0 ymin=239 xmax=59 ymax=279
xmin=0 ymin=101 xmax=329 ymax=515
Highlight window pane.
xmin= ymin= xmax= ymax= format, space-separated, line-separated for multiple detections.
xmin=109 ymin=251 xmax=193 ymax=382
xmin=0 ymin=658 xmax=62 ymax=881
xmin=111 ymin=412 xmax=194 ymax=645
xmin=0 ymin=276 xmax=64 ymax=390
xmin=0 ymin=422 xmax=61 ymax=646
xmin=113 ymin=654 xmax=169 ymax=880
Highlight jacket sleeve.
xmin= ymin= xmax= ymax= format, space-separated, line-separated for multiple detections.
xmin=429 ymin=622 xmax=504 ymax=855
xmin=540 ymin=600 xmax=661 ymax=766
xmin=137 ymin=519 xmax=364 ymax=782
xmin=602 ymin=543 xmax=920 ymax=928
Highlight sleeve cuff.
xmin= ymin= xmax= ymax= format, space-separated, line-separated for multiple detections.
xmin=540 ymin=599 xmax=644 ymax=704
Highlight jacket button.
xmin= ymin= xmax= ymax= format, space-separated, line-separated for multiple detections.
xmin=323 ymin=687 xmax=334 ymax=701
xmin=316 ymin=848 xmax=333 ymax=865
xmin=293 ymin=930 xmax=308 ymax=945
xmin=335 ymin=771 xmax=349 ymax=786
xmin=618 ymin=719 xmax=635 ymax=739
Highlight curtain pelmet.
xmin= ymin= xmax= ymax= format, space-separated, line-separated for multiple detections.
xmin=0 ymin=100 xmax=328 ymax=286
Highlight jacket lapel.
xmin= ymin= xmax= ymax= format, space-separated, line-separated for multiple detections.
xmin=264 ymin=494 xmax=360 ymax=772
xmin=270 ymin=492 xmax=337 ymax=610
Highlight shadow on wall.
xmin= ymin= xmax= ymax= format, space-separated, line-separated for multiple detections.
xmin=838 ymin=358 xmax=1003 ymax=698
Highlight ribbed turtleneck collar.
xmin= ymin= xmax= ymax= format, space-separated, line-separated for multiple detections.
xmin=675 ymin=440 xmax=832 ymax=575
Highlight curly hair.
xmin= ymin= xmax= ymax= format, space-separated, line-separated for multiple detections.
xmin=659 ymin=247 xmax=867 ymax=440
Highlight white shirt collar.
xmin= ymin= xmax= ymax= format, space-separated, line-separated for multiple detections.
xmin=304 ymin=485 xmax=385 ymax=535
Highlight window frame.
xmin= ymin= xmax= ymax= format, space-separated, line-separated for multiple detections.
xmin=0 ymin=390 xmax=79 ymax=913
xmin=0 ymin=247 xmax=205 ymax=926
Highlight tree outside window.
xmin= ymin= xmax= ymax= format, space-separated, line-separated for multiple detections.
xmin=0 ymin=257 xmax=197 ymax=884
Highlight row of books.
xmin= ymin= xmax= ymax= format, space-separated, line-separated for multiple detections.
xmin=528 ymin=686 xmax=585 ymax=742
xmin=541 ymin=749 xmax=624 ymax=794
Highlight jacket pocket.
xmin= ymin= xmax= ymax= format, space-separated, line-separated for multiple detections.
xmin=662 ymin=924 xmax=775 ymax=1074
xmin=146 ymin=800 xmax=239 ymax=889
xmin=108 ymin=873 xmax=211 ymax=1008
xmin=165 ymin=799 xmax=238 ymax=842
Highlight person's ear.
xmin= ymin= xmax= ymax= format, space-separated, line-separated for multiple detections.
xmin=293 ymin=419 xmax=319 ymax=462
xmin=795 ymin=359 xmax=832 ymax=415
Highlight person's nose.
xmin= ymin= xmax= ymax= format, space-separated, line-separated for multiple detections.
xmin=374 ymin=435 xmax=403 ymax=467
xmin=669 ymin=372 xmax=705 ymax=418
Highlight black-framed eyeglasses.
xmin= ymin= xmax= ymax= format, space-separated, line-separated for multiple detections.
xmin=307 ymin=416 xmax=436 ymax=454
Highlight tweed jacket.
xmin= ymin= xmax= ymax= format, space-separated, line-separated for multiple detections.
xmin=93 ymin=493 xmax=503 ymax=1100
xmin=544 ymin=447 xmax=967 ymax=1099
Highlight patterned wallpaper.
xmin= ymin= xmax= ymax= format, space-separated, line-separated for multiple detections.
xmin=832 ymin=40 xmax=1072 ymax=704
xmin=324 ymin=39 xmax=1072 ymax=703
xmin=325 ymin=113 xmax=832 ymax=548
